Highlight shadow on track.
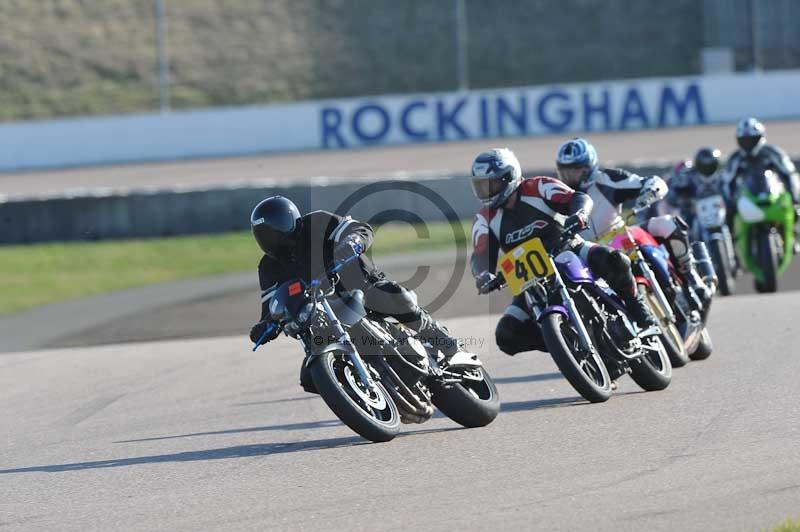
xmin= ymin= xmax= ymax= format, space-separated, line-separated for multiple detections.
xmin=114 ymin=418 xmax=345 ymax=443
xmin=501 ymin=396 xmax=584 ymax=412
xmin=232 ymin=396 xmax=316 ymax=407
xmin=1 ymin=426 xmax=467 ymax=474
xmin=494 ymin=372 xmax=562 ymax=385
xmin=0 ymin=435 xmax=367 ymax=474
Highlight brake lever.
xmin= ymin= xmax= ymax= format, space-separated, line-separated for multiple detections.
xmin=329 ymin=253 xmax=360 ymax=274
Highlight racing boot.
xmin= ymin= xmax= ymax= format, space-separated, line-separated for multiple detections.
xmin=665 ymin=228 xmax=713 ymax=308
xmin=622 ymin=291 xmax=658 ymax=331
xmin=685 ymin=243 xmax=716 ymax=310
xmin=415 ymin=314 xmax=463 ymax=361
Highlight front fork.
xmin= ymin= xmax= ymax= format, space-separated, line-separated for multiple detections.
xmin=637 ymin=257 xmax=676 ymax=324
xmin=542 ymin=266 xmax=598 ymax=356
xmin=318 ymin=298 xmax=376 ymax=389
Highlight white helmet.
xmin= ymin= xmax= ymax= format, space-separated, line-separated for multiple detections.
xmin=736 ymin=117 xmax=766 ymax=154
xmin=470 ymin=148 xmax=523 ymax=209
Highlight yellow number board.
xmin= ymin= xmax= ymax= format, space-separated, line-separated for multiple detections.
xmin=496 ymin=237 xmax=555 ymax=296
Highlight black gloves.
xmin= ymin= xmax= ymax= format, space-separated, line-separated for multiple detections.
xmin=564 ymin=211 xmax=588 ymax=233
xmin=333 ymin=235 xmax=364 ymax=263
xmin=250 ymin=320 xmax=280 ymax=344
xmin=476 ymin=271 xmax=503 ymax=294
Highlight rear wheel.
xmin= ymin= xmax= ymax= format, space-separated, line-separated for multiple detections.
xmin=628 ymin=336 xmax=672 ymax=391
xmin=540 ymin=312 xmax=612 ymax=403
xmin=430 ymin=367 xmax=500 ymax=428
xmin=689 ymin=327 xmax=713 ymax=361
xmin=310 ymin=352 xmax=400 ymax=442
xmin=641 ymin=286 xmax=688 ymax=368
xmin=755 ymin=230 xmax=778 ymax=293
xmin=709 ymin=237 xmax=735 ymax=296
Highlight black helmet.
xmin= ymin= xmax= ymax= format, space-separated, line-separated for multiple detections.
xmin=693 ymin=147 xmax=721 ymax=177
xmin=250 ymin=196 xmax=301 ymax=258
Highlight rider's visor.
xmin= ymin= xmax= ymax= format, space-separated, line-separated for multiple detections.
xmin=738 ymin=135 xmax=761 ymax=153
xmin=471 ymin=177 xmax=506 ymax=200
xmin=556 ymin=165 xmax=588 ymax=186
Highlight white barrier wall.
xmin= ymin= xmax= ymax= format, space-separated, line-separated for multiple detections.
xmin=1 ymin=70 xmax=799 ymax=171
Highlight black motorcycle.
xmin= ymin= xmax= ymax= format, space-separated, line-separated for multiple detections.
xmin=254 ymin=256 xmax=500 ymax=442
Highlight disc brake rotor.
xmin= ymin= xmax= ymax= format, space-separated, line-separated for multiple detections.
xmin=343 ymin=365 xmax=387 ymax=409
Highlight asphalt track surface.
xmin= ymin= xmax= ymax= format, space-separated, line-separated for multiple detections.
xmin=3 ymin=291 xmax=800 ymax=532
xmin=4 ymin=123 xmax=800 ymax=531
xmin=3 ymin=119 xmax=800 ymax=198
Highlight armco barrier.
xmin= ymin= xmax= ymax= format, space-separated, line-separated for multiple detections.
xmin=0 ymin=176 xmax=479 ymax=244
xmin=0 ymin=164 xmax=681 ymax=245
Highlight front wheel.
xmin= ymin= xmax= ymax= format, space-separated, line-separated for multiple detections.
xmin=310 ymin=352 xmax=400 ymax=442
xmin=641 ymin=286 xmax=688 ymax=368
xmin=430 ymin=367 xmax=500 ymax=428
xmin=689 ymin=327 xmax=713 ymax=361
xmin=628 ymin=336 xmax=672 ymax=391
xmin=709 ymin=236 xmax=735 ymax=296
xmin=540 ymin=312 xmax=612 ymax=403
xmin=755 ymin=230 xmax=778 ymax=293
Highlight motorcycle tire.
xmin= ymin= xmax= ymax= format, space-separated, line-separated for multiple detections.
xmin=709 ymin=237 xmax=735 ymax=296
xmin=540 ymin=312 xmax=612 ymax=403
xmin=755 ymin=230 xmax=779 ymax=293
xmin=310 ymin=352 xmax=400 ymax=442
xmin=689 ymin=327 xmax=713 ymax=361
xmin=628 ymin=336 xmax=672 ymax=391
xmin=430 ymin=367 xmax=500 ymax=428
xmin=641 ymin=286 xmax=689 ymax=368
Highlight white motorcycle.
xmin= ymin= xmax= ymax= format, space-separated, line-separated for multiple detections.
xmin=691 ymin=192 xmax=737 ymax=296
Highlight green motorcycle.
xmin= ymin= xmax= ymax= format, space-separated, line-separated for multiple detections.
xmin=733 ymin=167 xmax=795 ymax=293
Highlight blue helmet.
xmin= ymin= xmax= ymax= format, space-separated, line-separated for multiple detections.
xmin=555 ymin=138 xmax=598 ymax=187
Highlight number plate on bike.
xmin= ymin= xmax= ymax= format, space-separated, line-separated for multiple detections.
xmin=497 ymin=237 xmax=555 ymax=296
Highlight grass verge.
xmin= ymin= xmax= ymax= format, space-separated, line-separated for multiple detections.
xmin=0 ymin=220 xmax=470 ymax=315
xmin=772 ymin=518 xmax=800 ymax=532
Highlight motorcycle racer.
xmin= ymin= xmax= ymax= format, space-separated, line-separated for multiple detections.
xmin=666 ymin=147 xmax=726 ymax=223
xmin=248 ymin=196 xmax=463 ymax=392
xmin=723 ymin=117 xmax=800 ymax=250
xmin=469 ymin=148 xmax=657 ymax=356
xmin=723 ymin=118 xmax=800 ymax=208
xmin=554 ymin=138 xmax=712 ymax=305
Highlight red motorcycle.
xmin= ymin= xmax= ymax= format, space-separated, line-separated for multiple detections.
xmin=602 ymin=216 xmax=715 ymax=367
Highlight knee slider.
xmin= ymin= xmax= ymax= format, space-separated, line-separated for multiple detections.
xmin=495 ymin=317 xmax=522 ymax=355
xmin=606 ymin=249 xmax=634 ymax=288
xmin=609 ymin=249 xmax=631 ymax=270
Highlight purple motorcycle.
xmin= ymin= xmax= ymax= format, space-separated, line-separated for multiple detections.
xmin=492 ymin=227 xmax=672 ymax=403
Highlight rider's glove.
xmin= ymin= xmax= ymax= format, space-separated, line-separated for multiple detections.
xmin=636 ymin=176 xmax=668 ymax=209
xmin=333 ymin=235 xmax=364 ymax=262
xmin=564 ymin=212 xmax=588 ymax=233
xmin=250 ymin=319 xmax=280 ymax=344
xmin=476 ymin=271 xmax=501 ymax=294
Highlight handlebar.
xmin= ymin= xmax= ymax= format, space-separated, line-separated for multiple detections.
xmin=479 ymin=273 xmax=505 ymax=294
xmin=251 ymin=252 xmax=362 ymax=352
